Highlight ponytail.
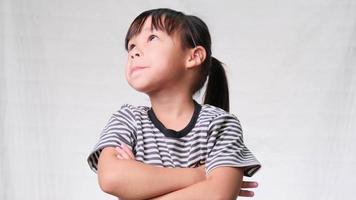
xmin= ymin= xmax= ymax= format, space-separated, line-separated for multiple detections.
xmin=203 ymin=57 xmax=230 ymax=112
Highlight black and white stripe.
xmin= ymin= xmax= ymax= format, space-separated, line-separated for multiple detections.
xmin=87 ymin=101 xmax=261 ymax=177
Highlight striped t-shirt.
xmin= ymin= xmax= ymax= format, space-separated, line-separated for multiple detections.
xmin=87 ymin=100 xmax=261 ymax=177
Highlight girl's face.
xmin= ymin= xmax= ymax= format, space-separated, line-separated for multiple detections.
xmin=125 ymin=16 xmax=189 ymax=95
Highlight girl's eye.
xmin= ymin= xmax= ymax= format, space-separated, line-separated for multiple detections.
xmin=148 ymin=34 xmax=158 ymax=41
xmin=128 ymin=44 xmax=135 ymax=52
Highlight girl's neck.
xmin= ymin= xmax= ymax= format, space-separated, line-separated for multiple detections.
xmin=148 ymin=92 xmax=195 ymax=130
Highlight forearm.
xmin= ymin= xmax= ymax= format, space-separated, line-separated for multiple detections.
xmin=98 ymin=147 xmax=205 ymax=200
xmin=148 ymin=179 xmax=218 ymax=200
xmin=149 ymin=167 xmax=243 ymax=200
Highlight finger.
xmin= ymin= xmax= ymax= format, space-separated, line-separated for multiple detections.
xmin=115 ymin=146 xmax=124 ymax=157
xmin=116 ymin=154 xmax=124 ymax=159
xmin=121 ymin=143 xmax=135 ymax=159
xmin=115 ymin=146 xmax=122 ymax=153
xmin=241 ymin=181 xmax=258 ymax=188
xmin=239 ymin=190 xmax=255 ymax=197
xmin=121 ymin=143 xmax=135 ymax=158
xmin=115 ymin=146 xmax=131 ymax=159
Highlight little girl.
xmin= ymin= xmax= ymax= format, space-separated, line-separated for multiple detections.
xmin=87 ymin=8 xmax=261 ymax=200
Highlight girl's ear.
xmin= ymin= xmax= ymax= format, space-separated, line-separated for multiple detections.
xmin=185 ymin=46 xmax=206 ymax=69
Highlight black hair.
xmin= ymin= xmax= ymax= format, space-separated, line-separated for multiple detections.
xmin=125 ymin=8 xmax=230 ymax=112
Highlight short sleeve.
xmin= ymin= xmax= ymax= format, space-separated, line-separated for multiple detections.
xmin=206 ymin=113 xmax=261 ymax=177
xmin=86 ymin=104 xmax=137 ymax=173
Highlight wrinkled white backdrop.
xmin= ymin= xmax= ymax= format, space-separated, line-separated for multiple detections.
xmin=1 ymin=0 xmax=355 ymax=199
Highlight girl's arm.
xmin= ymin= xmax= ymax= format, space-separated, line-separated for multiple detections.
xmin=97 ymin=146 xmax=205 ymax=200
xmin=149 ymin=167 xmax=244 ymax=200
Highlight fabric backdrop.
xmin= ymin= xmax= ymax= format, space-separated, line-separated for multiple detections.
xmin=1 ymin=0 xmax=355 ymax=199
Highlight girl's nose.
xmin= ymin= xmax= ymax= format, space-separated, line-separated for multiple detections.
xmin=130 ymin=49 xmax=142 ymax=59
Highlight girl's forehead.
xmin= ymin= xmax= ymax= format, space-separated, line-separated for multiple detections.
xmin=139 ymin=16 xmax=166 ymax=35
xmin=142 ymin=16 xmax=154 ymax=30
xmin=130 ymin=18 xmax=176 ymax=39
xmin=129 ymin=17 xmax=161 ymax=39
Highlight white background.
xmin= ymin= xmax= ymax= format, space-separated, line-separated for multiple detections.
xmin=1 ymin=0 xmax=355 ymax=199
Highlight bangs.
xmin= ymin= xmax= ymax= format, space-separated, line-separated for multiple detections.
xmin=125 ymin=9 xmax=185 ymax=50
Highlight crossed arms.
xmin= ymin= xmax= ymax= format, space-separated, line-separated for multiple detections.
xmin=97 ymin=145 xmax=255 ymax=200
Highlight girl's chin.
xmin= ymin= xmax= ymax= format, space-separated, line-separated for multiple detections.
xmin=128 ymin=81 xmax=152 ymax=93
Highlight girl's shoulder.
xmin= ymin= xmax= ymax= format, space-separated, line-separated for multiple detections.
xmin=201 ymin=103 xmax=242 ymax=127
xmin=112 ymin=103 xmax=151 ymax=118
xmin=201 ymin=104 xmax=244 ymax=137
xmin=201 ymin=103 xmax=238 ymax=119
xmin=121 ymin=103 xmax=150 ymax=111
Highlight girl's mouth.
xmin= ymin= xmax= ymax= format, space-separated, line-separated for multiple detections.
xmin=130 ymin=66 xmax=148 ymax=75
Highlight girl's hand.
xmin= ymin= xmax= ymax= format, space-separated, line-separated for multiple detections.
xmin=115 ymin=143 xmax=135 ymax=160
xmin=195 ymin=164 xmax=258 ymax=197
xmin=239 ymin=181 xmax=259 ymax=197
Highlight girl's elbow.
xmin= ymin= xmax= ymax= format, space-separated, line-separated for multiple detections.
xmin=97 ymin=148 xmax=125 ymax=195
xmin=97 ymin=165 xmax=127 ymax=196
xmin=98 ymin=168 xmax=134 ymax=199
xmin=98 ymin=169 xmax=117 ymax=194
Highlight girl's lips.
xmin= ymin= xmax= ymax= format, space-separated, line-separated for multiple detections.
xmin=130 ymin=66 xmax=148 ymax=75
